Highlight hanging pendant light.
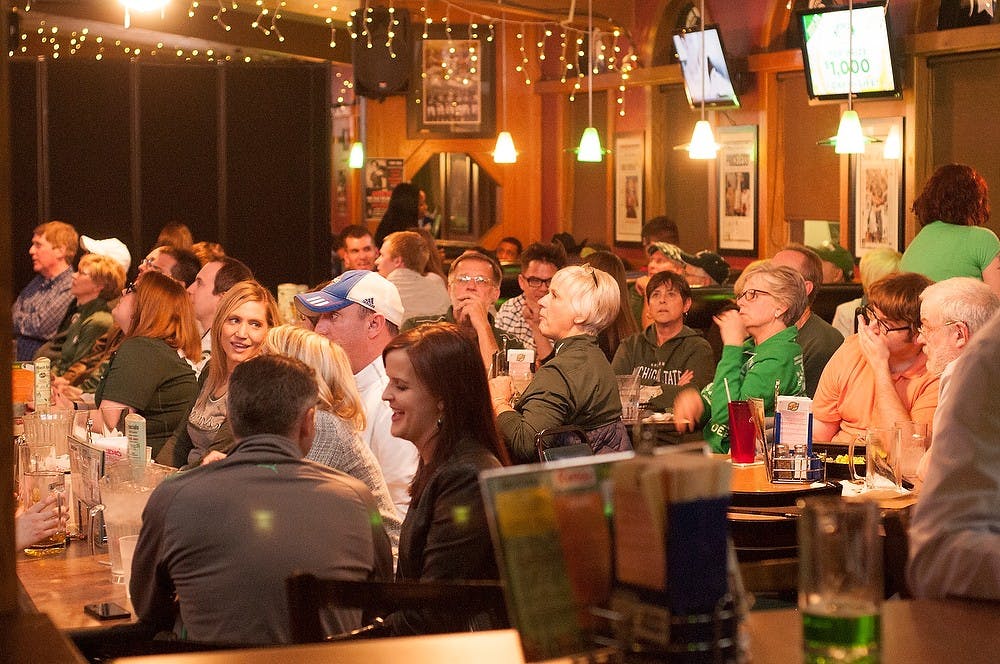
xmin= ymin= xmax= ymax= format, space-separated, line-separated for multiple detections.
xmin=493 ymin=10 xmax=518 ymax=164
xmin=674 ymin=0 xmax=718 ymax=159
xmin=819 ymin=0 xmax=879 ymax=154
xmin=576 ymin=0 xmax=605 ymax=162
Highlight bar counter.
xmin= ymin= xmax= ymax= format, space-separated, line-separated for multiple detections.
xmin=17 ymin=540 xmax=1000 ymax=663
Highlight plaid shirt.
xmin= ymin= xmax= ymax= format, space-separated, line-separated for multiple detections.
xmin=495 ymin=294 xmax=535 ymax=350
xmin=12 ymin=268 xmax=74 ymax=361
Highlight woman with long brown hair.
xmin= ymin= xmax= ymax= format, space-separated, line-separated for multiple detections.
xmin=169 ymin=280 xmax=281 ymax=468
xmin=95 ymin=271 xmax=201 ymax=459
xmin=380 ymin=322 xmax=509 ymax=635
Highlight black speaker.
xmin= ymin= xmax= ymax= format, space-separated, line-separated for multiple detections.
xmin=352 ymin=6 xmax=411 ymax=100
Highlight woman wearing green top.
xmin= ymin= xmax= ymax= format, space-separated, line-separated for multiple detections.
xmin=44 ymin=253 xmax=124 ymax=374
xmin=673 ymin=262 xmax=807 ymax=453
xmin=95 ymin=272 xmax=201 ymax=459
xmin=490 ymin=264 xmax=631 ymax=463
xmin=901 ymin=163 xmax=1000 ymax=295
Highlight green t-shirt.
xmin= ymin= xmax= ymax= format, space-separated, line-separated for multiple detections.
xmin=95 ymin=336 xmax=199 ymax=456
xmin=900 ymin=221 xmax=1000 ymax=281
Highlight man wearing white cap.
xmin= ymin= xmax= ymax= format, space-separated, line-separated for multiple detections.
xmin=80 ymin=235 xmax=132 ymax=273
xmin=295 ymin=270 xmax=419 ymax=516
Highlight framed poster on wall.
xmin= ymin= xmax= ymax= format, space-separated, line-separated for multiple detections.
xmin=407 ymin=32 xmax=496 ymax=139
xmin=717 ymin=125 xmax=758 ymax=255
xmin=853 ymin=116 xmax=904 ymax=257
xmin=614 ymin=133 xmax=644 ymax=244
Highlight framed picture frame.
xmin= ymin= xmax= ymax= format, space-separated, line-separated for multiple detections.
xmin=406 ymin=28 xmax=496 ymax=139
xmin=614 ymin=133 xmax=644 ymax=244
xmin=852 ymin=116 xmax=904 ymax=257
xmin=717 ymin=125 xmax=758 ymax=255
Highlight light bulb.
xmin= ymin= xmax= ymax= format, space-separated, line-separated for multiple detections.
xmin=577 ymin=127 xmax=603 ymax=162
xmin=688 ymin=120 xmax=719 ymax=159
xmin=834 ymin=110 xmax=865 ymax=154
xmin=493 ymin=131 xmax=517 ymax=163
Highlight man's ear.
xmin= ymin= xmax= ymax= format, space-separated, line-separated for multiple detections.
xmin=297 ymin=406 xmax=316 ymax=455
xmin=366 ymin=313 xmax=386 ymax=339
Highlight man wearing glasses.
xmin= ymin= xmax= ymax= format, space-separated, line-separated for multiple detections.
xmin=495 ymin=242 xmax=568 ymax=360
xmin=403 ymin=250 xmax=522 ymax=370
xmin=812 ymin=272 xmax=939 ymax=444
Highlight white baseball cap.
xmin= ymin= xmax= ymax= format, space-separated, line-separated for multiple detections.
xmin=295 ymin=270 xmax=404 ymax=327
xmin=81 ymin=236 xmax=131 ymax=273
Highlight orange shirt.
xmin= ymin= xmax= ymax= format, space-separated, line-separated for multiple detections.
xmin=813 ymin=335 xmax=940 ymax=444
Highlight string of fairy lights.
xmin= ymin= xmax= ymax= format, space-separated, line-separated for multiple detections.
xmin=9 ymin=1 xmax=640 ymax=116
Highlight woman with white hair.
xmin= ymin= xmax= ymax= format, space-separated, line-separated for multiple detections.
xmin=490 ymin=264 xmax=631 ymax=463
xmin=674 ymin=261 xmax=808 ymax=453
xmin=263 ymin=325 xmax=401 ymax=552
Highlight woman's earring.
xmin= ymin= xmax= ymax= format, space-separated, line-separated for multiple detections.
xmin=774 ymin=311 xmax=780 ymax=318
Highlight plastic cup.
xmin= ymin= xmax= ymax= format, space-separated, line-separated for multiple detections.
xmin=119 ymin=535 xmax=140 ymax=598
xmin=799 ymin=499 xmax=882 ymax=663
xmin=728 ymin=400 xmax=757 ymax=464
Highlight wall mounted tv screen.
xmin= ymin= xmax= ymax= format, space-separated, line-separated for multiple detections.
xmin=798 ymin=0 xmax=900 ymax=101
xmin=672 ymin=26 xmax=740 ymax=109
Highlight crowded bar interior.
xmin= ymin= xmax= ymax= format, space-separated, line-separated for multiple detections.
xmin=3 ymin=0 xmax=1000 ymax=661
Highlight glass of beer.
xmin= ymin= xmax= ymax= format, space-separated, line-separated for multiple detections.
xmin=20 ymin=470 xmax=68 ymax=556
xmin=799 ymin=498 xmax=882 ymax=663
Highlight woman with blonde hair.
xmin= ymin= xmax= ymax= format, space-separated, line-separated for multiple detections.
xmin=263 ymin=325 xmax=401 ymax=550
xmin=95 ymin=271 xmax=201 ymax=458
xmin=490 ymin=264 xmax=631 ymax=463
xmin=674 ymin=261 xmax=808 ymax=452
xmin=169 ymin=280 xmax=281 ymax=468
xmin=43 ymin=252 xmax=125 ymax=374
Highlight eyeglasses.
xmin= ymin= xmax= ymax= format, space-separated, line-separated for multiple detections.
xmin=581 ymin=263 xmax=599 ymax=287
xmin=452 ymin=275 xmax=494 ymax=288
xmin=735 ymin=289 xmax=771 ymax=303
xmin=141 ymin=256 xmax=162 ymax=272
xmin=917 ymin=320 xmax=963 ymax=337
xmin=859 ymin=305 xmax=911 ymax=334
xmin=122 ymin=281 xmax=136 ymax=296
xmin=523 ymin=276 xmax=552 ymax=289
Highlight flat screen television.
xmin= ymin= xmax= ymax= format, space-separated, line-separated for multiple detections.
xmin=798 ymin=0 xmax=900 ymax=101
xmin=672 ymin=25 xmax=740 ymax=109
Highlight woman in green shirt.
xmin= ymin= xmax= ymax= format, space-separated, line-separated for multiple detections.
xmin=673 ymin=262 xmax=807 ymax=453
xmin=95 ymin=272 xmax=202 ymax=459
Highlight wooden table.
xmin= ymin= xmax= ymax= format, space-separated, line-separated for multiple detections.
xmin=17 ymin=538 xmax=135 ymax=629
xmin=747 ymin=600 xmax=1000 ymax=664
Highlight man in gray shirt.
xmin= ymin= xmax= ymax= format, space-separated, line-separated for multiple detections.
xmin=130 ymin=355 xmax=393 ymax=645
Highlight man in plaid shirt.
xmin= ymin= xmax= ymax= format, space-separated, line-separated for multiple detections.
xmin=13 ymin=221 xmax=78 ymax=361
xmin=495 ymin=242 xmax=567 ymax=359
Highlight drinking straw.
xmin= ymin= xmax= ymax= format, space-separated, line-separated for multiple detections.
xmin=724 ymin=377 xmax=732 ymax=402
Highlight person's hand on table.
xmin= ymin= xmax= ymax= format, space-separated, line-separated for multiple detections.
xmin=673 ymin=387 xmax=705 ymax=433
xmin=15 ymin=493 xmax=66 ymax=550
xmin=715 ymin=309 xmax=748 ymax=347
xmin=201 ymin=450 xmax=228 ymax=465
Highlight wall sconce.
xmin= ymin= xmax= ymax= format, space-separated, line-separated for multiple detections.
xmin=348 ymin=141 xmax=364 ymax=169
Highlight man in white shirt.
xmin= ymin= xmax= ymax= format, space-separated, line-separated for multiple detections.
xmin=296 ymin=270 xmax=418 ymax=515
xmin=907 ymin=292 xmax=1000 ymax=601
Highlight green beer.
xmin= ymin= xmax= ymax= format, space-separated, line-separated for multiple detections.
xmin=803 ymin=599 xmax=880 ymax=664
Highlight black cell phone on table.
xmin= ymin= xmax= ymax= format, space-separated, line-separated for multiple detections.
xmin=84 ymin=602 xmax=131 ymax=621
